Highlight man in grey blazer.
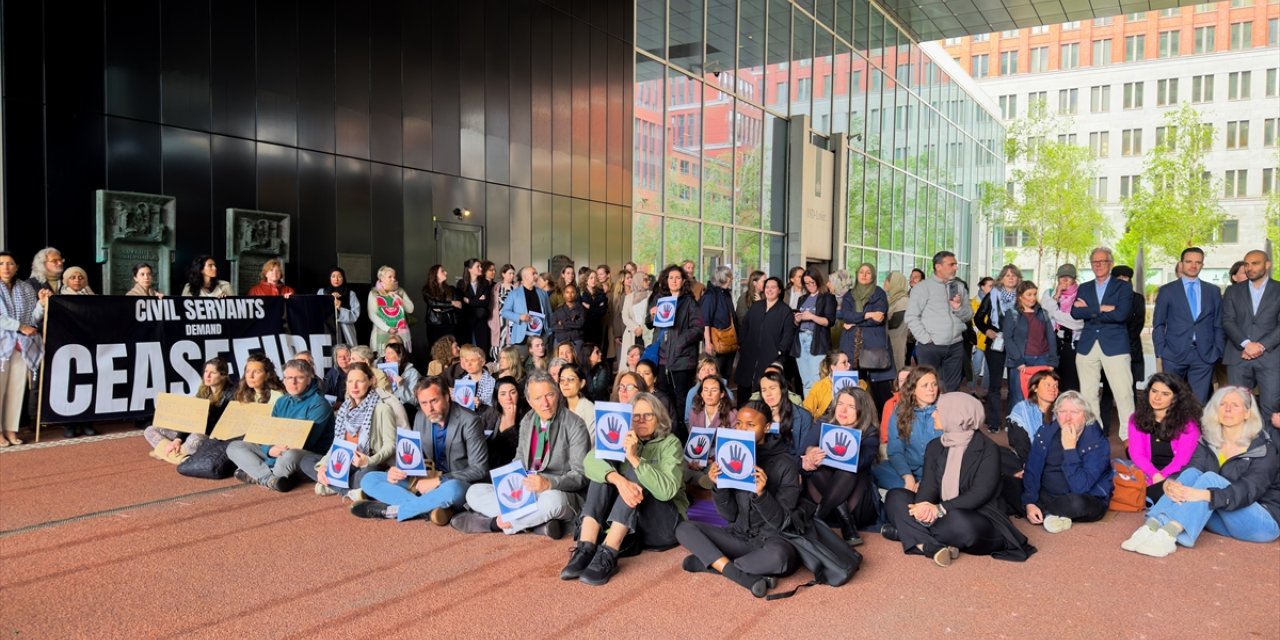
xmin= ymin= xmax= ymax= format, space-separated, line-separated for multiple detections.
xmin=353 ymin=376 xmax=490 ymax=525
xmin=1222 ymin=250 xmax=1280 ymax=420
xmin=456 ymin=369 xmax=591 ymax=538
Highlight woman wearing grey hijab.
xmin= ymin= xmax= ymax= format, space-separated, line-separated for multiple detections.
xmin=882 ymin=392 xmax=1036 ymax=566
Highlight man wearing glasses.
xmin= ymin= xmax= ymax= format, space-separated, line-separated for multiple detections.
xmin=905 ymin=251 xmax=974 ymax=393
xmin=1070 ymin=247 xmax=1134 ymax=438
xmin=227 ymin=359 xmax=335 ymax=492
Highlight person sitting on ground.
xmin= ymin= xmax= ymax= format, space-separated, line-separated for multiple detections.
xmin=1020 ymin=390 xmax=1114 ymax=533
xmin=524 ymin=334 xmax=551 ymax=372
xmin=802 ymin=386 xmax=880 ymax=545
xmin=453 ymin=369 xmax=591 ymax=538
xmin=233 ymin=353 xmax=286 ymax=407
xmin=383 ymin=342 xmax=422 ymax=407
xmin=1126 ymin=372 xmax=1203 ymax=503
xmin=1122 ymin=386 xmax=1280 ymax=557
xmin=348 ymin=345 xmax=392 ymax=393
xmin=560 ymin=392 xmax=688 ymax=586
xmin=494 ymin=346 xmax=525 ymax=384
xmin=999 ymin=369 xmax=1061 ymax=512
xmin=308 ymin=363 xmax=396 ymax=498
xmin=457 ymin=344 xmax=496 ymax=409
xmin=746 ymin=362 xmax=804 ymax=407
xmin=144 ymin=358 xmax=234 ymax=462
xmin=883 ymin=392 xmax=1037 ymax=566
xmin=482 ymin=376 xmax=527 ymax=467
xmin=758 ymin=370 xmax=817 ymax=465
xmin=873 ymin=366 xmax=942 ymax=492
xmin=802 ymin=351 xmax=856 ymax=419
xmin=635 ymin=359 xmax=678 ymax=423
xmin=612 ymin=371 xmax=647 ymax=404
xmin=324 ymin=345 xmax=353 ymax=406
xmin=878 ymin=367 xmax=912 ymax=459
xmin=226 ymin=359 xmax=335 ymax=492
xmin=555 ymin=341 xmax=578 ymax=365
xmin=425 ymin=335 xmax=462 ymax=385
xmin=685 ymin=375 xmax=737 ymax=489
xmin=579 ymin=342 xmax=613 ymax=402
xmin=684 ymin=356 xmax=735 ymax=424
xmin=559 ymin=363 xmax=596 ymax=437
xmin=354 ymin=376 xmax=489 ymax=525
xmin=674 ymin=403 xmax=799 ymax=598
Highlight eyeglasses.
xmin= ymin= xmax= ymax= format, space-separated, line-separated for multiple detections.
xmin=633 ymin=412 xmax=657 ymax=423
xmin=283 ymin=375 xmax=307 ymax=382
xmin=617 ymin=383 xmax=638 ymax=392
xmin=1090 ymin=260 xmax=1112 ymax=265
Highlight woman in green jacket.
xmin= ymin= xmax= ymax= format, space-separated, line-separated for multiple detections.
xmin=559 ymin=392 xmax=688 ymax=587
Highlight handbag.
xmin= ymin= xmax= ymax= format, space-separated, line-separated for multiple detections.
xmin=1109 ymin=458 xmax=1148 ymax=512
xmin=176 ymin=438 xmax=237 ymax=480
xmin=853 ymin=328 xmax=892 ymax=370
xmin=708 ymin=290 xmax=739 ymax=354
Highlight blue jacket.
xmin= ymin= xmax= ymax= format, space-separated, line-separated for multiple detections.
xmin=1152 ymin=278 xmax=1224 ymax=365
xmin=1021 ymin=419 xmax=1113 ymax=507
xmin=885 ymin=405 xmax=940 ymax=481
xmin=839 ymin=287 xmax=897 ymax=382
xmin=1070 ymin=277 xmax=1133 ymax=357
xmin=1001 ymin=306 xmax=1059 ymax=368
xmin=500 ymin=285 xmax=552 ymax=345
xmin=780 ymin=403 xmax=817 ymax=465
xmin=259 ymin=380 xmax=336 ymax=462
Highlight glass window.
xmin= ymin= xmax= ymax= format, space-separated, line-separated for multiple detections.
xmin=1058 ymin=88 xmax=1079 ymax=114
xmin=1094 ymin=17 xmax=1113 ymax=26
xmin=634 ymin=55 xmax=666 ymax=211
xmin=1120 ymin=175 xmax=1141 ymax=198
xmin=998 ymin=94 xmax=1017 ymax=120
xmin=705 ymin=0 xmax=736 ymax=83
xmin=1230 ymin=22 xmax=1253 ymax=50
xmin=733 ymin=99 xmax=764 ymax=228
xmin=1060 ymin=43 xmax=1080 ymax=69
xmin=1195 ymin=2 xmax=1217 ymax=12
xmin=1224 ymin=169 xmax=1247 ymax=197
xmin=1156 ymin=125 xmax=1177 ymax=149
xmin=1090 ymin=84 xmax=1111 ymax=112
xmin=1031 ymin=25 xmax=1051 ymax=35
xmin=1263 ymin=168 xmax=1277 ymax=195
xmin=1063 ymin=21 xmax=1081 ymax=31
xmin=1125 ymin=35 xmax=1145 ymax=61
xmin=1158 ymin=30 xmax=1180 ymax=57
xmin=1269 ymin=68 xmax=1278 ymax=97
xmin=1029 ymin=47 xmax=1049 ymax=72
xmin=1228 ymin=71 xmax=1251 ymax=99
xmin=1001 ymin=29 xmax=1020 ymax=38
xmin=1192 ymin=74 xmax=1215 ymax=102
xmin=1215 ymin=220 xmax=1239 ymax=244
xmin=636 ymin=0 xmax=666 ymax=57
xmin=1160 ymin=8 xmax=1181 ymax=17
xmin=669 ymin=0 xmax=705 ymax=72
xmin=1089 ymin=131 xmax=1110 ymax=157
xmin=665 ymin=217 xmax=700 ymax=267
xmin=1123 ymin=81 xmax=1144 ymax=109
xmin=792 ymin=11 xmax=815 ymax=117
xmin=667 ymin=69 xmax=701 ymax=218
xmin=766 ymin=0 xmax=790 ymax=114
xmin=1157 ymin=78 xmax=1179 ymax=106
xmin=1230 ymin=0 xmax=1254 ymax=7
xmin=1000 ymin=50 xmax=1018 ymax=75
xmin=1122 ymin=128 xmax=1143 ymax=156
xmin=761 ymin=112 xmax=786 ymax=233
xmin=632 ymin=213 xmax=664 ymax=272
xmin=1226 ymin=120 xmax=1250 ymax=149
xmin=1092 ymin=38 xmax=1112 ymax=66
xmin=1195 ymin=26 xmax=1217 ymax=53
xmin=1266 ymin=118 xmax=1278 ymax=146
xmin=1271 ymin=18 xmax=1279 ymax=46
xmin=971 ymin=54 xmax=990 ymax=78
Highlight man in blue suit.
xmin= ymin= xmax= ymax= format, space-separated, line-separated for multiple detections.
xmin=1152 ymin=247 xmax=1223 ymax=403
xmin=1071 ymin=247 xmax=1134 ymax=437
xmin=500 ymin=266 xmax=552 ymax=361
xmin=1222 ymin=249 xmax=1280 ymax=421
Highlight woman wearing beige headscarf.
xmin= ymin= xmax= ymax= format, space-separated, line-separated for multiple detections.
xmin=883 ymin=272 xmax=909 ymax=370
xmin=58 ymin=267 xmax=96 ymax=295
xmin=882 ymin=392 xmax=1035 ymax=567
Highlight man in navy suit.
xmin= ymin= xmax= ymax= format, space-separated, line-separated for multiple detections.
xmin=1152 ymin=247 xmax=1223 ymax=403
xmin=1071 ymin=247 xmax=1134 ymax=437
xmin=1222 ymin=250 xmax=1280 ymax=421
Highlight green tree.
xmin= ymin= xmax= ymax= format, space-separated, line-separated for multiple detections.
xmin=1122 ymin=103 xmax=1226 ymax=264
xmin=1267 ymin=148 xmax=1280 ymax=279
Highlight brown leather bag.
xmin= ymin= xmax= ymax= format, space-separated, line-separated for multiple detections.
xmin=708 ymin=290 xmax=738 ymax=354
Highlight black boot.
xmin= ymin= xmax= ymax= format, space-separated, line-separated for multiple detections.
xmin=559 ymin=541 xmax=597 ymax=580
xmin=721 ymin=563 xmax=770 ymax=598
xmin=835 ymin=505 xmax=865 ymax=547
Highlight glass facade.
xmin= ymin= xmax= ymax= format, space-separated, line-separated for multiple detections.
xmin=633 ymin=0 xmax=1003 ymax=284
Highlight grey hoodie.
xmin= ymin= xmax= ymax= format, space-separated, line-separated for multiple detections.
xmin=905 ymin=276 xmax=973 ymax=346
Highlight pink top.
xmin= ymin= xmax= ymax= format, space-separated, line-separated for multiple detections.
xmin=1126 ymin=415 xmax=1200 ymax=483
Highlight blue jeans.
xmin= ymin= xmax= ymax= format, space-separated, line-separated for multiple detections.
xmin=1150 ymin=468 xmax=1280 ymax=546
xmin=872 ymin=462 xmax=917 ymax=491
xmin=796 ymin=332 xmax=823 ymax=396
xmin=1007 ymin=355 xmax=1053 ymax=405
xmin=360 ymin=471 xmax=469 ymax=522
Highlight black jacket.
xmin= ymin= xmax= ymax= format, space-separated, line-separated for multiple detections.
xmin=714 ymin=437 xmax=802 ymax=539
xmin=1125 ymin=290 xmax=1145 ymax=361
xmin=917 ymin=433 xmax=1036 ymax=561
xmin=455 ymin=277 xmax=491 ymax=323
xmin=481 ymin=407 xmax=521 ymax=468
xmin=790 ymin=292 xmax=837 ymax=357
xmin=423 ymin=285 xmax=459 ymax=326
xmin=736 ymin=299 xmax=796 ymax=392
xmin=550 ymin=302 xmax=585 ymax=345
xmin=1186 ymin=427 xmax=1280 ymax=527
xmin=646 ymin=291 xmax=705 ymax=372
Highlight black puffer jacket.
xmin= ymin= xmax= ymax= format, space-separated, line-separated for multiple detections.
xmin=713 ymin=437 xmax=802 ymax=539
xmin=646 ymin=291 xmax=704 ymax=372
xmin=1186 ymin=426 xmax=1280 ymax=527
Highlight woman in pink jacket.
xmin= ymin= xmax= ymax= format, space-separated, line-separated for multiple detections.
xmin=1127 ymin=372 xmax=1202 ymax=502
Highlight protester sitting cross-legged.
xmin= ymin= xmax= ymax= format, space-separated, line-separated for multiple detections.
xmin=482 ymin=376 xmax=527 ymax=468
xmin=1126 ymin=372 xmax=1203 ymax=503
xmin=800 ymin=387 xmax=880 ymax=546
xmin=143 ymin=358 xmax=234 ymax=462
xmin=674 ymin=403 xmax=799 ymax=598
xmin=1122 ymin=386 xmax=1280 ymax=557
xmin=303 ymin=363 xmax=396 ymax=498
xmin=883 ymin=393 xmax=1037 ymax=567
xmin=559 ymin=392 xmax=688 ymax=586
xmin=1020 ymin=390 xmax=1114 ymax=533
xmin=872 ymin=365 xmax=942 ymax=492
xmin=801 ymin=351 xmax=854 ymax=419
xmin=558 ymin=363 xmax=596 ymax=437
xmin=453 ymin=369 xmax=591 ymax=538
xmin=226 ymin=359 xmax=335 ymax=492
xmin=354 ymin=375 xmax=489 ymax=525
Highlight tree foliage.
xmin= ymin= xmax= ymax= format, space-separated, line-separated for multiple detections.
xmin=1122 ymin=103 xmax=1226 ymax=264
xmin=1267 ymin=148 xmax=1280 ymax=279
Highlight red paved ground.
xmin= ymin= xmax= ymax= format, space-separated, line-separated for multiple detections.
xmin=2 ymin=433 xmax=1278 ymax=639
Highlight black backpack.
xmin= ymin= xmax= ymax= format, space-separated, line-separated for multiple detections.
xmin=176 ymin=438 xmax=237 ymax=480
xmin=767 ymin=522 xmax=863 ymax=600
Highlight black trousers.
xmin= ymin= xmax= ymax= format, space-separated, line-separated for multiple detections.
xmin=580 ymin=475 xmax=679 ymax=549
xmin=1036 ymin=492 xmax=1108 ymax=523
xmin=714 ymin=352 xmax=736 ymax=384
xmin=884 ymin=488 xmax=1006 ymax=556
xmin=915 ymin=342 xmax=964 ymax=393
xmin=1056 ymin=336 xmax=1079 ymax=392
xmin=660 ymin=367 xmax=695 ymax=439
xmin=861 ymin=377 xmax=894 ymax=418
xmin=675 ymin=521 xmax=797 ymax=576
xmin=806 ymin=466 xmax=877 ymax=527
xmin=982 ymin=348 xmax=1008 ymax=430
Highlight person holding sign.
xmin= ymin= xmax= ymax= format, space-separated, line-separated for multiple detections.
xmin=354 ymin=376 xmax=489 ymax=525
xmin=305 ymin=363 xmax=396 ymax=497
xmin=757 ymin=371 xmax=817 ymax=467
xmin=560 ymin=393 xmax=687 ymax=585
xmin=645 ymin=265 xmax=705 ymax=437
xmin=674 ymin=404 xmax=800 ymax=598
xmin=500 ymin=266 xmax=551 ymax=362
xmin=481 ymin=376 xmax=527 ymax=467
xmin=873 ymin=366 xmax=943 ymax=492
xmin=453 ymin=370 xmax=589 ymax=538
xmin=368 ymin=265 xmax=415 ymax=353
xmin=802 ymin=352 xmax=855 ymax=420
xmin=143 ymin=358 xmax=234 ymax=461
xmin=840 ymin=263 xmax=897 ymax=413
xmin=0 ymin=252 xmax=42 ymax=447
xmin=802 ymin=387 xmax=881 ymax=546
xmin=883 ymin=393 xmax=1036 ymax=566
xmin=226 ymin=359 xmax=335 ymax=492
xmin=558 ymin=364 xmax=596 ymax=437
xmin=457 ymin=345 xmax=496 ymax=409
xmin=383 ymin=343 xmax=421 ymax=406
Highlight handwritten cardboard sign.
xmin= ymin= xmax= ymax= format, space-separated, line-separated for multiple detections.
xmin=151 ymin=393 xmax=211 ymax=435
xmin=243 ymin=415 xmax=314 ymax=449
xmin=209 ymin=401 xmax=275 ymax=441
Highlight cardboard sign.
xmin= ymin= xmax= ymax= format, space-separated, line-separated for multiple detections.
xmin=209 ymin=401 xmax=274 ymax=441
xmin=714 ymin=428 xmax=757 ymax=491
xmin=832 ymin=370 xmax=859 ymax=392
xmin=395 ymin=426 xmax=427 ymax=477
xmin=653 ymin=296 xmax=677 ymax=328
xmin=490 ymin=460 xmax=538 ymax=521
xmin=594 ymin=402 xmax=633 ymax=462
xmin=819 ymin=423 xmax=862 ymax=473
xmin=325 ymin=439 xmax=358 ymax=489
xmin=378 ymin=362 xmax=400 ymax=390
xmin=151 ymin=393 xmax=211 ymax=435
xmin=684 ymin=427 xmax=715 ymax=468
xmin=527 ymin=311 xmax=545 ymax=336
xmin=243 ymin=415 xmax=314 ymax=449
xmin=453 ymin=378 xmax=478 ymax=410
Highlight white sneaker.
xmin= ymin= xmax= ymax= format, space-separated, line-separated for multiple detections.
xmin=314 ymin=483 xmax=337 ymax=497
xmin=1134 ymin=528 xmax=1178 ymax=558
xmin=1043 ymin=515 xmax=1073 ymax=534
xmin=1121 ymin=525 xmax=1156 ymax=551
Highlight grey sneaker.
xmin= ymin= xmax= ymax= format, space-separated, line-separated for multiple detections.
xmin=450 ymin=511 xmax=495 ymax=534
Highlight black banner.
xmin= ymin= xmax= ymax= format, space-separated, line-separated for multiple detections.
xmin=40 ymin=296 xmax=335 ymax=424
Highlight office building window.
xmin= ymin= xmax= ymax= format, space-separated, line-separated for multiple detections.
xmin=1228 ymin=71 xmax=1251 ymax=99
xmin=972 ymin=54 xmax=989 ymax=78
xmin=998 ymin=94 xmax=1018 ymax=120
xmin=797 ymin=77 xmax=811 ymax=100
xmin=1122 ymin=128 xmax=1143 ymax=156
xmin=1226 ymin=120 xmax=1250 ymax=149
xmin=1265 ymin=118 xmax=1278 ymax=146
xmin=1123 ymin=81 xmax=1144 ymax=109
xmin=944 ymin=37 xmax=963 ymax=46
xmin=1063 ymin=21 xmax=1081 ymax=31
xmin=1030 ymin=47 xmax=1049 ymax=72
xmin=1224 ymin=170 xmax=1247 ymax=197
xmin=1089 ymin=131 xmax=1110 ymax=157
xmin=1000 ymin=50 xmax=1019 ymax=75
xmin=1192 ymin=74 xmax=1215 ymax=102
xmin=1058 ymin=88 xmax=1079 ymax=114
xmin=1090 ymin=85 xmax=1111 ymax=112
xmin=1126 ymin=13 xmax=1146 ymax=21
xmin=1263 ymin=168 xmax=1277 ymax=195
xmin=1060 ymin=43 xmax=1080 ymax=69
xmin=1091 ymin=176 xmax=1109 ymax=201
xmin=973 ymin=33 xmax=991 ymax=42
xmin=1230 ymin=0 xmax=1253 ymax=7
xmin=1000 ymin=29 xmax=1020 ymax=38
xmin=1195 ymin=2 xmax=1217 ymax=12
xmin=1213 ymin=220 xmax=1240 ymax=244
xmin=1271 ymin=18 xmax=1279 ymax=46
xmin=1094 ymin=17 xmax=1113 ymax=26
xmin=1156 ymin=125 xmax=1178 ymax=149
xmin=1158 ymin=30 xmax=1181 ymax=57
xmin=1157 ymin=78 xmax=1179 ymax=106
xmin=1027 ymin=90 xmax=1048 ymax=109
xmin=1230 ymin=22 xmax=1252 ymax=50
xmin=1092 ymin=39 xmax=1112 ymax=66
xmin=1120 ymin=175 xmax=1141 ymax=198
xmin=1057 ymin=133 xmax=1078 ymax=145
xmin=1267 ymin=68 xmax=1278 ymax=97
xmin=1031 ymin=25 xmax=1051 ymax=35
xmin=1192 ymin=26 xmax=1213 ymax=52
